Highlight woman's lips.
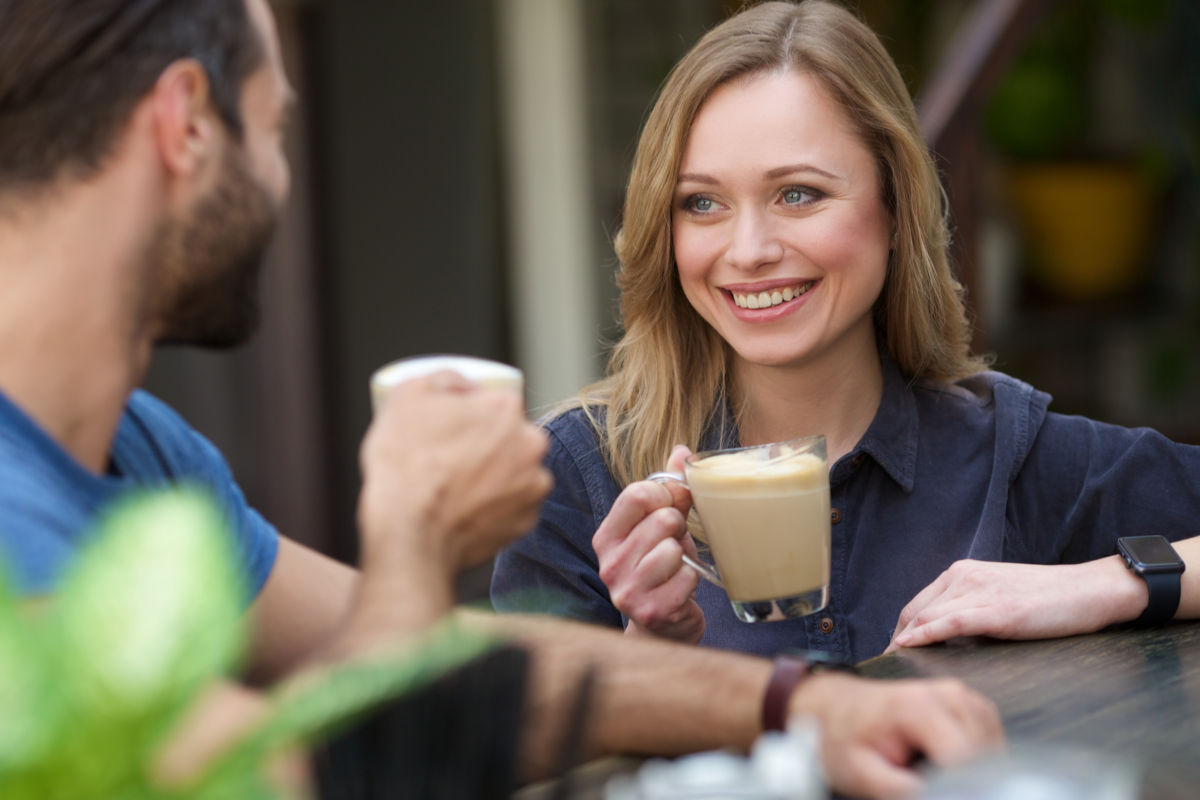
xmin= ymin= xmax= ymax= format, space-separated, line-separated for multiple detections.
xmin=722 ymin=279 xmax=819 ymax=321
xmin=728 ymin=280 xmax=816 ymax=310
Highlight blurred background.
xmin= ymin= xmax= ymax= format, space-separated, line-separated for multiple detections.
xmin=143 ymin=0 xmax=1200 ymax=595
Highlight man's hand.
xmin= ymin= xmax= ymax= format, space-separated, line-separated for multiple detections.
xmin=358 ymin=371 xmax=552 ymax=578
xmin=887 ymin=557 xmax=1142 ymax=653
xmin=593 ymin=446 xmax=706 ymax=644
xmin=153 ymin=682 xmax=309 ymax=796
xmin=792 ymin=672 xmax=1003 ymax=799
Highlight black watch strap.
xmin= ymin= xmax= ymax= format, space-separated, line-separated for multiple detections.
xmin=1135 ymin=569 xmax=1182 ymax=627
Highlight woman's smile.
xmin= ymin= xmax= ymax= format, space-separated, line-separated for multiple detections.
xmin=723 ymin=279 xmax=821 ymax=321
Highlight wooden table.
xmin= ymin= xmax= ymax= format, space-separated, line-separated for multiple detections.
xmin=857 ymin=622 xmax=1200 ymax=796
xmin=518 ymin=623 xmax=1200 ymax=798
xmin=858 ymin=622 xmax=1200 ymax=763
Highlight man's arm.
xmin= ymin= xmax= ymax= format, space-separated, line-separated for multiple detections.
xmin=244 ymin=537 xmax=358 ymax=684
xmin=459 ymin=609 xmax=1002 ymax=799
xmin=245 ymin=371 xmax=551 ymax=679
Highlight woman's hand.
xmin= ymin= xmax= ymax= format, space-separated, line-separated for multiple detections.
xmin=887 ymin=557 xmax=1144 ymax=653
xmin=592 ymin=446 xmax=706 ymax=644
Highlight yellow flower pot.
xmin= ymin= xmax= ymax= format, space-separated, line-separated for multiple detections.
xmin=1006 ymin=162 xmax=1155 ymax=300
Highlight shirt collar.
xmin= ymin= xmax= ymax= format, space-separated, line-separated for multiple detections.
xmin=850 ymin=354 xmax=919 ymax=492
xmin=700 ymin=353 xmax=919 ymax=492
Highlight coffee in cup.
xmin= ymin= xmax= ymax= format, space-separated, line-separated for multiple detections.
xmin=649 ymin=436 xmax=830 ymax=623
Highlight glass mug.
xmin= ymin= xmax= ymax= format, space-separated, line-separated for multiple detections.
xmin=648 ymin=436 xmax=830 ymax=623
xmin=369 ymin=354 xmax=524 ymax=414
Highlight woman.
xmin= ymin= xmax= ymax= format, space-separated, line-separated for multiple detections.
xmin=491 ymin=0 xmax=1200 ymax=662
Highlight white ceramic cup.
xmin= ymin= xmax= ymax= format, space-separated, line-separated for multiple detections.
xmin=369 ymin=355 xmax=525 ymax=414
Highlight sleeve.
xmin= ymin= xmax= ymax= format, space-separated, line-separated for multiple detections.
xmin=1006 ymin=411 xmax=1200 ymax=565
xmin=183 ymin=431 xmax=280 ymax=599
xmin=123 ymin=392 xmax=280 ymax=599
xmin=490 ymin=419 xmax=624 ymax=628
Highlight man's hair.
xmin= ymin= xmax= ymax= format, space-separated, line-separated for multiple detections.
xmin=0 ymin=0 xmax=263 ymax=189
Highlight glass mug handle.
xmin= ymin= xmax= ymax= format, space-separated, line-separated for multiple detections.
xmin=645 ymin=471 xmax=724 ymax=588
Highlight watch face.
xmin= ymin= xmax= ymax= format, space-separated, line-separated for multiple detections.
xmin=1119 ymin=536 xmax=1185 ymax=573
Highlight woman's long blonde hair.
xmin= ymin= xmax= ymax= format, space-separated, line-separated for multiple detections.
xmin=569 ymin=0 xmax=985 ymax=487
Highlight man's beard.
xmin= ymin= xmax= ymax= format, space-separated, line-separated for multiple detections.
xmin=148 ymin=147 xmax=279 ymax=349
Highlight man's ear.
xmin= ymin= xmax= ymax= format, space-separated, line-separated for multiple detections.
xmin=151 ymin=59 xmax=218 ymax=178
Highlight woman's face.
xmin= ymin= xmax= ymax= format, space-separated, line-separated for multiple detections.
xmin=672 ymin=69 xmax=891 ymax=371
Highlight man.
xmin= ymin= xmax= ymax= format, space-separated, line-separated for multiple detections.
xmin=0 ymin=0 xmax=1001 ymax=797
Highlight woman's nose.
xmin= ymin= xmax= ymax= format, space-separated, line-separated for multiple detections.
xmin=724 ymin=209 xmax=784 ymax=272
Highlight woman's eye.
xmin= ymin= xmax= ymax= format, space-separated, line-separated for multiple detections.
xmin=781 ymin=187 xmax=814 ymax=205
xmin=685 ymin=195 xmax=714 ymax=213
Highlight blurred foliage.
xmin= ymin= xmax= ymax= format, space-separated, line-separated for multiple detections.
xmin=0 ymin=489 xmax=494 ymax=800
xmin=984 ymin=0 xmax=1180 ymax=160
xmin=854 ymin=0 xmax=942 ymax=95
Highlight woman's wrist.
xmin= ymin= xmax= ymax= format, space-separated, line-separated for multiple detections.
xmin=1085 ymin=554 xmax=1150 ymax=626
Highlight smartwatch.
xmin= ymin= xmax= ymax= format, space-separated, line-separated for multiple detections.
xmin=1116 ymin=535 xmax=1186 ymax=627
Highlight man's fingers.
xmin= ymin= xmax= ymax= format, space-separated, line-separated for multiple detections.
xmin=906 ymin=682 xmax=1004 ymax=767
xmin=830 ymin=748 xmax=923 ymax=800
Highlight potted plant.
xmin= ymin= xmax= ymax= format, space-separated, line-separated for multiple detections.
xmin=0 ymin=489 xmax=497 ymax=800
xmin=984 ymin=0 xmax=1170 ymax=301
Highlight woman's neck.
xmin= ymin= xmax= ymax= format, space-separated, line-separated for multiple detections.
xmin=730 ymin=331 xmax=884 ymax=465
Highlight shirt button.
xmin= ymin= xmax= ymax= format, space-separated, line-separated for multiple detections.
xmin=819 ymin=617 xmax=835 ymax=634
xmin=850 ymin=454 xmax=864 ymax=469
xmin=831 ymin=508 xmax=842 ymax=525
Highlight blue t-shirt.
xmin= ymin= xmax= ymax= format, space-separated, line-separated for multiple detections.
xmin=0 ymin=388 xmax=279 ymax=597
xmin=491 ymin=358 xmax=1200 ymax=662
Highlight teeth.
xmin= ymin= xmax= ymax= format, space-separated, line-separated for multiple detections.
xmin=731 ymin=282 xmax=812 ymax=310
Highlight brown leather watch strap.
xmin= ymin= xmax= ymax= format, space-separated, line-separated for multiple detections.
xmin=761 ymin=656 xmax=810 ymax=732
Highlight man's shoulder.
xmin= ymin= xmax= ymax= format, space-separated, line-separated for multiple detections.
xmin=121 ymin=389 xmax=192 ymax=436
xmin=114 ymin=390 xmax=217 ymax=480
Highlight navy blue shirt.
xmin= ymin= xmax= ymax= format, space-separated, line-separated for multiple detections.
xmin=492 ymin=359 xmax=1200 ymax=662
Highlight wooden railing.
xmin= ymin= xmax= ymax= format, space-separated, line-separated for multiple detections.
xmin=915 ymin=0 xmax=1050 ymax=351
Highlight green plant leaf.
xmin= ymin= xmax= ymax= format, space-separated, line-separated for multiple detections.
xmin=0 ymin=567 xmax=64 ymax=781
xmin=55 ymin=488 xmax=246 ymax=717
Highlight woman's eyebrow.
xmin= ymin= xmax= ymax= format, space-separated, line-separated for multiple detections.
xmin=676 ymin=163 xmax=844 ymax=186
xmin=763 ymin=163 xmax=842 ymax=181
